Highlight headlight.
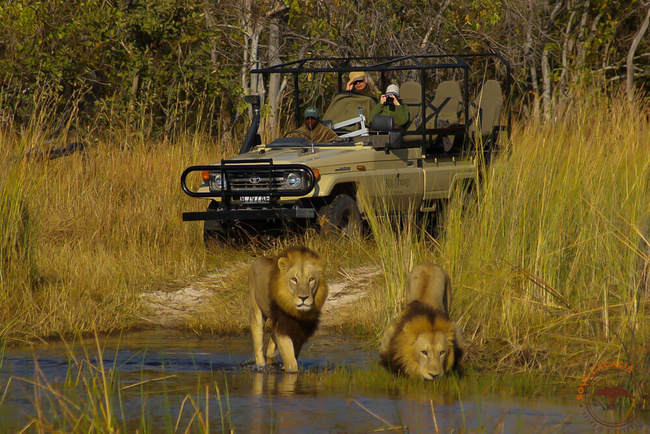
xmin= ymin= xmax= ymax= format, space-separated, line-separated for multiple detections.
xmin=285 ymin=172 xmax=303 ymax=189
xmin=209 ymin=172 xmax=226 ymax=191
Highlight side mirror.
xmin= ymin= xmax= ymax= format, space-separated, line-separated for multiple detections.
xmin=244 ymin=95 xmax=260 ymax=106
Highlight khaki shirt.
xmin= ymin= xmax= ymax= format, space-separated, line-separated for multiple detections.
xmin=288 ymin=122 xmax=338 ymax=142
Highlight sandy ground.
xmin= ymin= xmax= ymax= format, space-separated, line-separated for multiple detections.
xmin=139 ymin=265 xmax=382 ymax=329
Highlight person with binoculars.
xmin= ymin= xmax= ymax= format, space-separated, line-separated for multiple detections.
xmin=368 ymin=83 xmax=409 ymax=128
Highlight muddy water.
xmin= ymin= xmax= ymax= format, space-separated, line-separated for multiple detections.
xmin=0 ymin=330 xmax=642 ymax=432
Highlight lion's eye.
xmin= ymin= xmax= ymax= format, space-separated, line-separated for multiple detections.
xmin=421 ymin=350 xmax=428 ymax=357
xmin=291 ymin=277 xmax=298 ymax=284
xmin=309 ymin=277 xmax=315 ymax=283
xmin=439 ymin=351 xmax=446 ymax=358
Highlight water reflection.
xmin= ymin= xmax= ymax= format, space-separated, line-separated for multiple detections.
xmin=0 ymin=330 xmax=646 ymax=432
xmin=251 ymin=372 xmax=300 ymax=396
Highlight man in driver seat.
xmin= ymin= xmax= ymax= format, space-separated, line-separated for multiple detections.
xmin=287 ymin=107 xmax=338 ymax=143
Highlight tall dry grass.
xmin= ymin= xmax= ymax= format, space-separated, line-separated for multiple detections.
xmin=0 ymin=88 xmax=379 ymax=343
xmin=362 ymin=88 xmax=650 ymax=376
xmin=0 ymin=90 xmax=238 ymax=342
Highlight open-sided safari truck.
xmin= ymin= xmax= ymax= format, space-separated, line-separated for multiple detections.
xmin=181 ymin=53 xmax=511 ymax=246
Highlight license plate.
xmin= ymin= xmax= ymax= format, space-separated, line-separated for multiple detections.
xmin=240 ymin=195 xmax=270 ymax=204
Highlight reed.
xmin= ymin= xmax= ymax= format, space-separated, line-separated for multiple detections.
xmin=355 ymin=181 xmax=432 ymax=337
xmin=0 ymin=333 xmax=235 ymax=432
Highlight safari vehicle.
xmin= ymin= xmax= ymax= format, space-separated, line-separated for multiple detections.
xmin=181 ymin=53 xmax=511 ymax=245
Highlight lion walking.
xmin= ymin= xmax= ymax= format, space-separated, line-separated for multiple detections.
xmin=380 ymin=263 xmax=463 ymax=379
xmin=249 ymin=246 xmax=328 ymax=373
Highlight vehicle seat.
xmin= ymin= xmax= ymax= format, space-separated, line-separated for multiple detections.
xmin=425 ymin=80 xmax=464 ymax=129
xmin=468 ymin=79 xmax=503 ymax=140
xmin=400 ymin=81 xmax=424 ymax=141
xmin=321 ymin=119 xmax=334 ymax=130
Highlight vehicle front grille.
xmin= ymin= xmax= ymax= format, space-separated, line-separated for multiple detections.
xmin=181 ymin=161 xmax=316 ymax=199
xmin=227 ymin=171 xmax=283 ymax=191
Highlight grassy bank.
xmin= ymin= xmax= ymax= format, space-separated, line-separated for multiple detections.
xmin=353 ymin=89 xmax=650 ymax=379
xmin=0 ymin=103 xmax=230 ymax=341
xmin=0 ymin=106 xmax=377 ymax=341
xmin=443 ymin=91 xmax=649 ymax=376
xmin=1 ymin=89 xmax=649 ymax=382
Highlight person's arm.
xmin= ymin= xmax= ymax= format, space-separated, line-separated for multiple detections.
xmin=394 ymin=104 xmax=410 ymax=127
xmin=368 ymin=102 xmax=384 ymax=125
xmin=323 ymin=126 xmax=338 ymax=142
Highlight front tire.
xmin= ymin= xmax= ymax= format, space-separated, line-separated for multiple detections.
xmin=203 ymin=221 xmax=228 ymax=250
xmin=318 ymin=194 xmax=362 ymax=238
xmin=203 ymin=201 xmax=231 ymax=249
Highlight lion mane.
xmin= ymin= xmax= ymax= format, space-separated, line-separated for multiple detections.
xmin=379 ymin=300 xmax=463 ymax=380
xmin=249 ymin=246 xmax=328 ymax=372
xmin=406 ymin=263 xmax=452 ymax=315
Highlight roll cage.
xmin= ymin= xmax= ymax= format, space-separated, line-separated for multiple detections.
xmin=250 ymin=53 xmax=512 ymax=154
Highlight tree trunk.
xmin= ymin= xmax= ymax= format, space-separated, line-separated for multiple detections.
xmin=266 ymin=11 xmax=282 ymax=139
xmin=541 ymin=47 xmax=551 ymax=120
xmin=524 ymin=0 xmax=540 ymax=118
xmin=240 ymin=0 xmax=265 ymax=135
xmin=203 ymin=2 xmax=218 ymax=66
xmin=420 ymin=0 xmax=452 ymax=50
xmin=627 ymin=5 xmax=650 ymax=103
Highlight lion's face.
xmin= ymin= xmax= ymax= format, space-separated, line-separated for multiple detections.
xmin=384 ymin=303 xmax=462 ymax=380
xmin=414 ymin=331 xmax=451 ymax=380
xmin=282 ymin=260 xmax=321 ymax=312
xmin=272 ymin=248 xmax=328 ymax=319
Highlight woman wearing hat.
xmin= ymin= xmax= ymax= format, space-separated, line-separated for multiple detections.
xmin=368 ymin=83 xmax=410 ymax=127
xmin=346 ymin=71 xmax=379 ymax=101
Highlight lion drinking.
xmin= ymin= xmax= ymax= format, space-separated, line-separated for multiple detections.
xmin=380 ymin=263 xmax=463 ymax=380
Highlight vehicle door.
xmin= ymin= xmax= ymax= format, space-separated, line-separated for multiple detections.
xmin=363 ymin=146 xmax=424 ymax=214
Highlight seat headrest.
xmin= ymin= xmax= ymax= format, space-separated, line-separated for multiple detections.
xmin=434 ymin=80 xmax=463 ymax=100
xmin=478 ymin=80 xmax=502 ymax=100
xmin=371 ymin=115 xmax=395 ymax=131
xmin=400 ymin=81 xmax=422 ymax=105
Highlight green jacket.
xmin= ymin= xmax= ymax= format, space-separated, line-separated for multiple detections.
xmin=368 ymin=101 xmax=410 ymax=127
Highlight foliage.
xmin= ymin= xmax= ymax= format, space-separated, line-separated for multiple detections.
xmin=0 ymin=0 xmax=648 ymax=141
xmin=0 ymin=0 xmax=239 ymax=140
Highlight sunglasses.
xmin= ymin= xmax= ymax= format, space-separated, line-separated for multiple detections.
xmin=353 ymin=80 xmax=365 ymax=85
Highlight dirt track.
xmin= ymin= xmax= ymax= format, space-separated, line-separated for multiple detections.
xmin=139 ymin=265 xmax=382 ymax=329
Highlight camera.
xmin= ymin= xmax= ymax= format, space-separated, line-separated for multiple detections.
xmin=384 ymin=94 xmax=395 ymax=105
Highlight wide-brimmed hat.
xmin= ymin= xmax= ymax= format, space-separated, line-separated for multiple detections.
xmin=304 ymin=106 xmax=319 ymax=118
xmin=348 ymin=71 xmax=367 ymax=83
xmin=386 ymin=84 xmax=400 ymax=97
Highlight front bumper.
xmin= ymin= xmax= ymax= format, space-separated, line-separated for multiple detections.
xmin=182 ymin=206 xmax=316 ymax=222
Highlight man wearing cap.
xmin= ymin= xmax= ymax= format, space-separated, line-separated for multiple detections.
xmin=287 ymin=107 xmax=338 ymax=143
xmin=346 ymin=71 xmax=379 ymax=101
xmin=368 ymin=83 xmax=410 ymax=127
